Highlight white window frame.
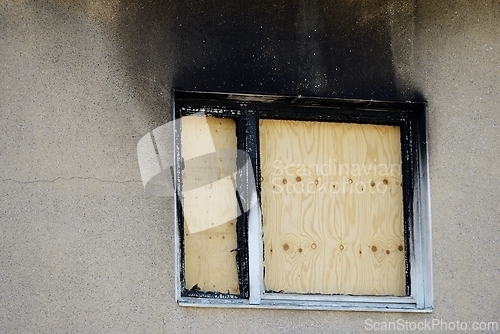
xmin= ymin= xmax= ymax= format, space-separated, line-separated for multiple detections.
xmin=173 ymin=91 xmax=432 ymax=312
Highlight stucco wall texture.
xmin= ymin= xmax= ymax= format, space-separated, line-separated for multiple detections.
xmin=1 ymin=0 xmax=499 ymax=332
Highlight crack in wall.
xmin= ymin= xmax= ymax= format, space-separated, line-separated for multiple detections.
xmin=0 ymin=176 xmax=141 ymax=185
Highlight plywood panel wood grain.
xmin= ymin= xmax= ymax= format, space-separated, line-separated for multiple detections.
xmin=260 ymin=119 xmax=405 ymax=296
xmin=182 ymin=116 xmax=239 ymax=294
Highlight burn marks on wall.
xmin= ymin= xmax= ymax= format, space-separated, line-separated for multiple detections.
xmin=172 ymin=0 xmax=397 ymax=98
xmin=117 ymin=0 xmax=420 ymax=115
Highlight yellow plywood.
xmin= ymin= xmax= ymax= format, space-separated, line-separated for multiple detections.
xmin=260 ymin=119 xmax=405 ymax=296
xmin=181 ymin=116 xmax=239 ymax=294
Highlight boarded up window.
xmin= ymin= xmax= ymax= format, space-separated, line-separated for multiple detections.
xmin=174 ymin=91 xmax=432 ymax=311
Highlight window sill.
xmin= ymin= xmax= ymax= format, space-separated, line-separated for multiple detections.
xmin=178 ymin=296 xmax=433 ymax=313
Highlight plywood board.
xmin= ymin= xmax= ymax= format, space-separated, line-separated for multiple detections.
xmin=182 ymin=116 xmax=239 ymax=294
xmin=260 ymin=119 xmax=405 ymax=296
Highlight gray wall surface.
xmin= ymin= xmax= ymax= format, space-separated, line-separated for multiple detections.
xmin=1 ymin=0 xmax=499 ymax=332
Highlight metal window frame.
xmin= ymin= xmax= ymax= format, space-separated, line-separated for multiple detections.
xmin=173 ymin=90 xmax=432 ymax=312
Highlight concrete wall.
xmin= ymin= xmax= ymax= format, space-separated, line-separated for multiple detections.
xmin=1 ymin=0 xmax=498 ymax=332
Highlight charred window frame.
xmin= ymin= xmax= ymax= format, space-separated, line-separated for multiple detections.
xmin=173 ymin=90 xmax=432 ymax=312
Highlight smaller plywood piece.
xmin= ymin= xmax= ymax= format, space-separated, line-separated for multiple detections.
xmin=260 ymin=119 xmax=405 ymax=296
xmin=181 ymin=116 xmax=239 ymax=294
